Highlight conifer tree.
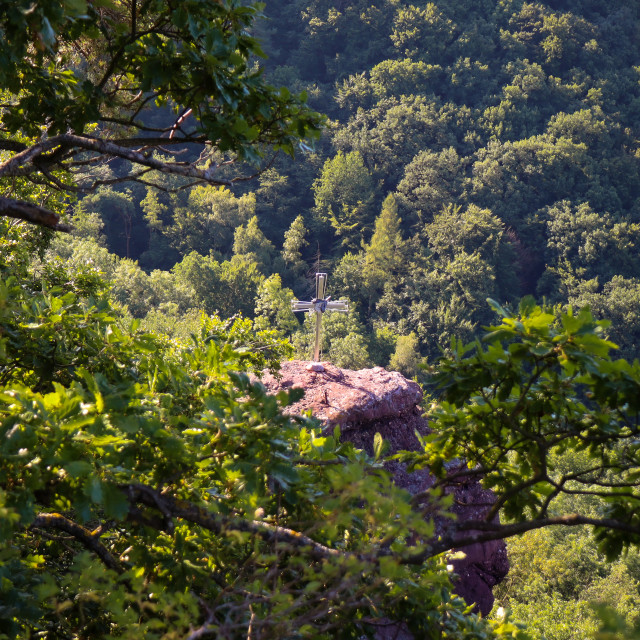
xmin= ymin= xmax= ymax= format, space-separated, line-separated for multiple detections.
xmin=364 ymin=194 xmax=405 ymax=295
xmin=281 ymin=215 xmax=309 ymax=273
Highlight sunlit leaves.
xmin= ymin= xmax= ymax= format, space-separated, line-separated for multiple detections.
xmin=423 ymin=299 xmax=640 ymax=537
xmin=0 ymin=0 xmax=324 ymax=162
xmin=0 ymin=243 xmax=537 ymax=638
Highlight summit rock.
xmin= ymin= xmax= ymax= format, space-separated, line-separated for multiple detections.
xmin=257 ymin=360 xmax=509 ymax=617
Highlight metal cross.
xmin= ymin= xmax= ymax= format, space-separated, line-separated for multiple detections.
xmin=291 ymin=273 xmax=349 ymax=363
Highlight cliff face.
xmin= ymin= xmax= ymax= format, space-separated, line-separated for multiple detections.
xmin=258 ymin=361 xmax=508 ymax=616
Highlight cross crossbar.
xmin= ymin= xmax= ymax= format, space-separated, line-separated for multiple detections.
xmin=291 ymin=273 xmax=349 ymax=363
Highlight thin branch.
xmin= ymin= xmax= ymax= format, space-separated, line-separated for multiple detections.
xmin=0 ymin=133 xmax=232 ymax=185
xmin=407 ymin=513 xmax=640 ymax=564
xmin=538 ymin=482 xmax=563 ymax=518
xmin=123 ymin=483 xmax=345 ymax=562
xmin=96 ymin=27 xmax=162 ymax=91
xmin=78 ymin=170 xmax=155 ymax=190
xmin=35 ymin=163 xmax=84 ymax=193
xmin=485 ymin=473 xmax=546 ymax=522
xmin=31 ymin=513 xmax=122 ymax=572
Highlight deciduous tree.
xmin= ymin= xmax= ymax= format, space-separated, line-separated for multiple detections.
xmin=312 ymin=150 xmax=378 ymax=249
xmin=0 ymin=0 xmax=323 ymax=230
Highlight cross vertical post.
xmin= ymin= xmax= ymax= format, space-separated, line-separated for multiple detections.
xmin=291 ymin=272 xmax=349 ymax=368
xmin=313 ymin=273 xmax=327 ymax=363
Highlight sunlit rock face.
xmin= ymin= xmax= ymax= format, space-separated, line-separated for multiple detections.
xmin=258 ymin=361 xmax=509 ymax=617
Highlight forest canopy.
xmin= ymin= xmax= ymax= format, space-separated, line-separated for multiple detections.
xmin=3 ymin=0 xmax=640 ymax=639
xmin=6 ymin=0 xmax=637 ymax=369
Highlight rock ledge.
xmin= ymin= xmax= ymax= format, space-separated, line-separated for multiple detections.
xmin=259 ymin=362 xmax=422 ymax=430
xmin=257 ymin=360 xmax=508 ymax=617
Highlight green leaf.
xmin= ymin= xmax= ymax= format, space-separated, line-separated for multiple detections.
xmin=86 ymin=476 xmax=103 ymax=504
xmin=102 ymin=483 xmax=129 ymax=520
xmin=373 ymin=432 xmax=388 ymax=461
xmin=64 ymin=461 xmax=93 ymax=478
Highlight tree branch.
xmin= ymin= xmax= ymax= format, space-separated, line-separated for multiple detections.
xmin=31 ymin=513 xmax=122 ymax=572
xmin=0 ymin=134 xmax=232 ymax=185
xmin=0 ymin=139 xmax=28 ymax=152
xmin=406 ymin=513 xmax=640 ymax=564
xmin=28 ymin=480 xmax=635 ymax=576
xmin=0 ymin=132 xmax=235 ymax=229
xmin=0 ymin=197 xmax=71 ymax=231
xmin=123 ymin=484 xmax=345 ymax=562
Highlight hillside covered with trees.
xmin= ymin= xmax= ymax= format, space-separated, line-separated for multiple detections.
xmin=39 ymin=0 xmax=640 ymax=370
xmin=2 ymin=0 xmax=640 ymax=638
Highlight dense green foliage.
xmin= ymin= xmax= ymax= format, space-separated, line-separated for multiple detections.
xmin=0 ymin=0 xmax=323 ymax=229
xmin=21 ymin=0 xmax=638 ymax=370
xmin=493 ymin=526 xmax=640 ymax=640
xmin=1 ymin=224 xmax=544 ymax=639
xmin=5 ymin=224 xmax=640 ymax=637
xmin=418 ymin=298 xmax=640 ymax=638
xmin=3 ymin=0 xmax=640 ymax=638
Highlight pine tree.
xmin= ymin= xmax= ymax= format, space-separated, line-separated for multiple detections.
xmin=364 ymin=194 xmax=404 ymax=292
xmin=281 ymin=215 xmax=308 ymax=274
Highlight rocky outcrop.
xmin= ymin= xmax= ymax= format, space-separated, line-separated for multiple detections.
xmin=258 ymin=360 xmax=508 ymax=616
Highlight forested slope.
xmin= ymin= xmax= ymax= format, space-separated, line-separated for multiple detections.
xmin=43 ymin=4 xmax=640 ymax=636
xmin=53 ymin=0 xmax=640 ymax=369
